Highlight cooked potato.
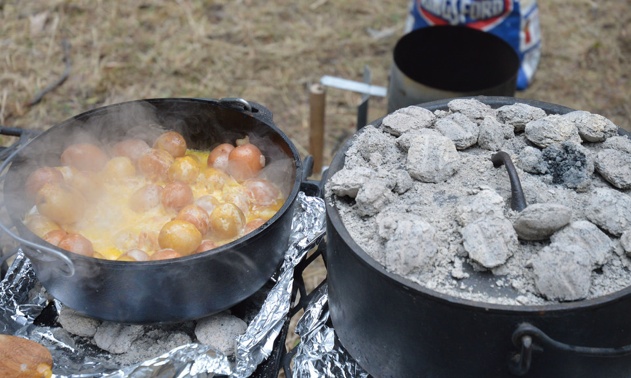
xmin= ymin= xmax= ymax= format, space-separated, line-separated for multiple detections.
xmin=24 ymin=132 xmax=285 ymax=261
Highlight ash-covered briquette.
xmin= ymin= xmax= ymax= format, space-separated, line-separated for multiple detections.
xmin=461 ymin=216 xmax=517 ymax=269
xmin=58 ymin=307 xmax=100 ymax=337
xmin=564 ymin=110 xmax=618 ymax=142
xmin=57 ymin=307 xmax=246 ymax=366
xmin=512 ymin=203 xmax=572 ymax=241
xmin=327 ymin=98 xmax=631 ymax=305
xmin=496 ymin=102 xmax=546 ymax=132
xmin=434 ymin=112 xmax=479 ymax=150
xmin=194 ymin=311 xmax=247 ymax=356
xmin=595 ymin=148 xmax=631 ymax=189
xmin=524 ymin=114 xmax=582 ymax=148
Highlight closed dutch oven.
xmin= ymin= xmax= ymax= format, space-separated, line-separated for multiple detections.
xmin=325 ymin=97 xmax=631 ymax=377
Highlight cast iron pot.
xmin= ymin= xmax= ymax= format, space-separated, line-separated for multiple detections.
xmin=1 ymin=97 xmax=304 ymax=324
xmin=325 ymin=96 xmax=631 ymax=377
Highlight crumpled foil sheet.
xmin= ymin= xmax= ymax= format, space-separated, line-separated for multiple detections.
xmin=234 ymin=192 xmax=326 ymax=377
xmin=291 ymin=285 xmax=369 ymax=378
xmin=0 ymin=192 xmax=325 ymax=378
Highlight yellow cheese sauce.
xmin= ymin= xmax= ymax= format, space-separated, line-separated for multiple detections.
xmin=25 ymin=145 xmax=285 ymax=261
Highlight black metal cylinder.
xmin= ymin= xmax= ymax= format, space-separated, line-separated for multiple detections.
xmin=387 ymin=26 xmax=520 ymax=113
xmin=325 ymin=97 xmax=631 ymax=377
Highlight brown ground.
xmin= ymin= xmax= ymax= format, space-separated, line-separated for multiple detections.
xmin=2 ymin=0 xmax=630 ymax=371
xmin=4 ymin=1 xmax=628 ymax=161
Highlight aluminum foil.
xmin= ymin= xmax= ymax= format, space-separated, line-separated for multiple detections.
xmin=0 ymin=192 xmax=325 ymax=378
xmin=234 ymin=192 xmax=325 ymax=377
xmin=291 ymin=285 xmax=369 ymax=378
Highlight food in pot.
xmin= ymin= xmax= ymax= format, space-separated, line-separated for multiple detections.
xmin=209 ymin=202 xmax=247 ymax=239
xmin=137 ymin=148 xmax=174 ymax=180
xmin=160 ymin=181 xmax=194 ymax=211
xmin=327 ymin=98 xmax=631 ymax=305
xmin=227 ymin=136 xmax=265 ymax=181
xmin=158 ymin=219 xmax=202 ymax=255
xmin=153 ymin=130 xmax=187 ymax=158
xmin=60 ymin=143 xmax=109 ymax=172
xmin=207 ymin=143 xmax=234 ymax=172
xmin=25 ymin=167 xmax=64 ymax=198
xmin=35 ymin=183 xmax=87 ymax=224
xmin=110 ymin=138 xmax=151 ymax=162
xmin=23 ymin=130 xmax=285 ymax=261
xmin=57 ymin=233 xmax=95 ymax=257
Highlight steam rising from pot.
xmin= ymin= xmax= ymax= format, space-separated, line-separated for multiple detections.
xmin=9 ymin=99 xmax=295 ymax=270
xmin=0 ymin=98 xmax=300 ymax=324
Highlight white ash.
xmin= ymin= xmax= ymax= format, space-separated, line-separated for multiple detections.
xmin=345 ymin=132 xmax=407 ymax=179
xmin=194 ymin=311 xmax=248 ymax=356
xmin=550 ymin=220 xmax=612 ymax=266
xmin=448 ymin=98 xmax=495 ymax=122
xmin=524 ymin=114 xmax=582 ymax=148
xmin=328 ymin=166 xmax=412 ymax=200
xmin=327 ymin=166 xmax=374 ymax=198
xmin=584 ymin=188 xmax=631 ymax=236
xmin=94 ymin=322 xmax=193 ymax=366
xmin=620 ymin=230 xmax=631 ymax=256
xmin=602 ymin=135 xmax=631 ymax=154
xmin=478 ymin=115 xmax=515 ymax=151
xmin=392 ymin=169 xmax=414 ymax=194
xmin=496 ymin=102 xmax=547 ymax=131
xmin=595 ymin=149 xmax=631 ymax=189
xmin=434 ymin=112 xmax=479 ymax=150
xmin=378 ymin=213 xmax=439 ymax=275
xmin=395 ymin=128 xmax=437 ymax=151
xmin=531 ymin=243 xmax=593 ymax=301
xmin=500 ymin=133 xmax=532 ymax=157
xmin=406 ymin=133 xmax=460 ymax=183
xmin=512 ymin=203 xmax=572 ymax=241
xmin=381 ymin=105 xmax=435 ymax=136
xmin=348 ymin=124 xmax=404 ymax=168
xmin=355 ymin=178 xmax=397 ymax=217
xmin=563 ymin=110 xmax=618 ymax=142
xmin=327 ymin=98 xmax=631 ymax=306
xmin=433 ymin=109 xmax=450 ymax=119
xmin=455 ymin=186 xmax=505 ymax=226
xmin=462 ymin=216 xmax=518 ymax=269
xmin=517 ymin=146 xmax=547 ymax=174
xmin=94 ymin=322 xmax=145 ymax=355
xmin=57 ymin=306 xmax=100 ymax=337
xmin=118 ymin=330 xmax=192 ymax=366
xmin=57 ymin=306 xmax=246 ymax=366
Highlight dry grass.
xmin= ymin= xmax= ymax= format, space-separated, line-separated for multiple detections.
xmin=2 ymin=0 xmax=631 ymax=374
xmin=2 ymin=0 xmax=630 ymax=156
xmin=524 ymin=0 xmax=631 ymax=131
xmin=1 ymin=0 xmax=404 ymax=158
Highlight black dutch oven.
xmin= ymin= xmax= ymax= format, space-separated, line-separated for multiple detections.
xmin=325 ymin=97 xmax=631 ymax=377
xmin=0 ymin=97 xmax=305 ymax=324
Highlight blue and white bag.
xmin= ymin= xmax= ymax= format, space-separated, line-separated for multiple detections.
xmin=405 ymin=0 xmax=541 ymax=90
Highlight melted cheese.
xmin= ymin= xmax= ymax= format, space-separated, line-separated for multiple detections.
xmin=27 ymin=149 xmax=285 ymax=260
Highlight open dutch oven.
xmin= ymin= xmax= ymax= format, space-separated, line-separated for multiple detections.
xmin=325 ymin=97 xmax=631 ymax=377
xmin=0 ymin=97 xmax=304 ymax=324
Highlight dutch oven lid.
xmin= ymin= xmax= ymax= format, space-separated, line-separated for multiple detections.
xmin=326 ymin=96 xmax=631 ymax=315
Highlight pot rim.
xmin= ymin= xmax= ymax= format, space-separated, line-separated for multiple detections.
xmin=5 ymin=97 xmax=303 ymax=267
xmin=326 ymin=95 xmax=631 ymax=314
